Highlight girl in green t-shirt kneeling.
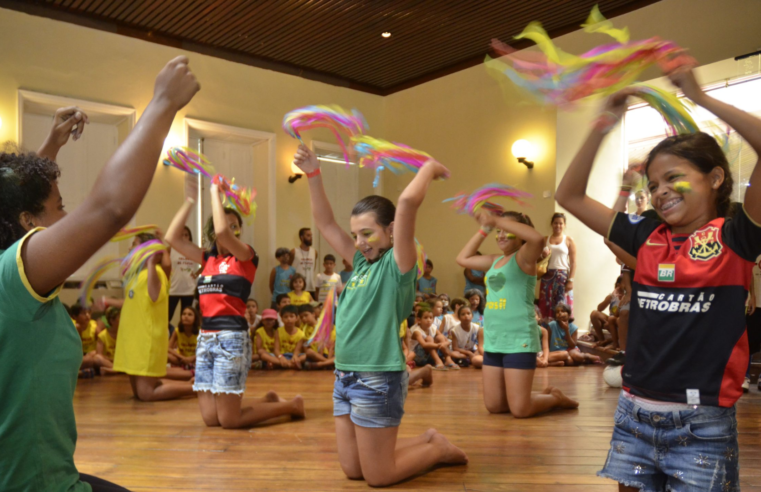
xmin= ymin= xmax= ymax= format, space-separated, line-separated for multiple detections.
xmin=457 ymin=210 xmax=579 ymax=418
xmin=292 ymin=145 xmax=468 ymax=487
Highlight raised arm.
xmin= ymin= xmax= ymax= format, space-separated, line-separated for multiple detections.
xmin=210 ymin=182 xmax=252 ymax=262
xmin=669 ymin=67 xmax=761 ymax=222
xmin=604 ymin=167 xmax=639 ymax=268
xmin=166 ymin=174 xmax=203 ymax=265
xmin=23 ymin=57 xmax=199 ymax=296
xmin=394 ymin=161 xmax=450 ymax=274
xmin=146 ymin=253 xmax=163 ymax=303
xmin=456 ymin=229 xmax=499 ymax=272
xmin=36 ymin=107 xmax=89 ymax=162
xmin=555 ymin=88 xmax=639 ymax=237
xmin=292 ymin=145 xmax=355 ymax=262
xmin=479 ymin=212 xmax=545 ymax=274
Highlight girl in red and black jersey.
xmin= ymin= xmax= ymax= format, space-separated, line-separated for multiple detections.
xmin=557 ymin=65 xmax=761 ymax=492
xmin=166 ymin=177 xmax=305 ymax=428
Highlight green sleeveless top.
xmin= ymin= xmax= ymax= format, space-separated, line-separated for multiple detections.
xmin=484 ymin=254 xmax=539 ymax=353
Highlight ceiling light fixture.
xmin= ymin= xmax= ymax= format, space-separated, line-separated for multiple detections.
xmin=382 ymin=32 xmax=392 ymax=38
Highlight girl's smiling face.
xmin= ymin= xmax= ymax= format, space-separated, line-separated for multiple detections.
xmin=647 ymin=153 xmax=724 ymax=229
xmin=350 ymin=212 xmax=393 ymax=262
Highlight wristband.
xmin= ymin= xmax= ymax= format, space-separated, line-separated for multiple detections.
xmin=306 ymin=168 xmax=321 ymax=179
xmin=478 ymin=228 xmax=491 ymax=238
xmin=619 ymin=190 xmax=631 ymax=197
xmin=593 ymin=111 xmax=620 ymax=134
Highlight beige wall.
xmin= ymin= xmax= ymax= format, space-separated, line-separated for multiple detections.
xmin=0 ymin=7 xmax=384 ymax=304
xmin=2 ymin=0 xmax=761 ymax=307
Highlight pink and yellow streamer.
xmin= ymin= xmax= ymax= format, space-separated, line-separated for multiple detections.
xmin=163 ymin=147 xmax=216 ymax=178
xmin=212 ymin=174 xmax=257 ymax=220
xmin=110 ymin=224 xmax=158 ymax=243
xmin=444 ymin=183 xmax=533 ymax=215
xmin=121 ymin=239 xmax=167 ymax=289
xmin=79 ymin=257 xmax=122 ymax=307
xmin=307 ymin=286 xmax=337 ymax=350
xmin=351 ymin=135 xmax=442 ymax=187
xmin=282 ymin=105 xmax=367 ymax=165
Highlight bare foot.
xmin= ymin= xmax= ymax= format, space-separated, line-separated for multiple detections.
xmin=542 ymin=386 xmax=554 ymax=395
xmin=432 ymin=433 xmax=469 ymax=465
xmin=551 ymin=387 xmax=580 ymax=409
xmin=291 ymin=395 xmax=306 ymax=419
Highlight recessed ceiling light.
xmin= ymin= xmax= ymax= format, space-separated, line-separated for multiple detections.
xmin=382 ymin=32 xmax=392 ymax=38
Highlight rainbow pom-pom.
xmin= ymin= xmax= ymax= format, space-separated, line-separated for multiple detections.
xmin=283 ymin=105 xmax=367 ymax=165
xmin=444 ymin=183 xmax=532 ymax=215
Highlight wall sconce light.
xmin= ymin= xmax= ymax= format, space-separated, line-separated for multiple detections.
xmin=288 ymin=162 xmax=304 ymax=183
xmin=511 ymin=139 xmax=535 ymax=169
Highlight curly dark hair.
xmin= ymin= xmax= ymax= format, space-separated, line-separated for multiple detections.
xmin=0 ymin=152 xmax=60 ymax=249
xmin=645 ymin=132 xmax=734 ymax=217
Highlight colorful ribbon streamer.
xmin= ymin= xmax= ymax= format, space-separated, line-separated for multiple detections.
xmin=163 ymin=147 xmax=216 ymax=178
xmin=212 ymin=174 xmax=257 ymax=220
xmin=351 ymin=135 xmax=441 ymax=188
xmin=121 ymin=239 xmax=167 ymax=289
xmin=110 ymin=224 xmax=158 ymax=243
xmin=307 ymin=286 xmax=337 ymax=350
xmin=415 ymin=239 xmax=428 ymax=281
xmin=631 ymin=84 xmax=699 ymax=135
xmin=444 ymin=183 xmax=533 ymax=215
xmin=485 ymin=6 xmax=695 ymax=107
xmin=79 ymin=256 xmax=122 ymax=307
xmin=282 ymin=105 xmax=367 ymax=165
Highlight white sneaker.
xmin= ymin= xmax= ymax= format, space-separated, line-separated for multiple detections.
xmin=742 ymin=377 xmax=750 ymax=393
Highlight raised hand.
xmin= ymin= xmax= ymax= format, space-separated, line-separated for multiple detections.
xmin=153 ymin=56 xmax=200 ymax=111
xmin=421 ymin=160 xmax=450 ymax=180
xmin=293 ymin=144 xmax=320 ymax=174
xmin=667 ymin=65 xmax=704 ymax=103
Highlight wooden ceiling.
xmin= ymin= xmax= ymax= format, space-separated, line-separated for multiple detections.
xmin=2 ymin=0 xmax=660 ymax=95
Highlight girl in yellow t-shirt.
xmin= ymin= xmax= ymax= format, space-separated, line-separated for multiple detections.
xmin=287 ymin=273 xmax=312 ymax=306
xmin=113 ymin=233 xmax=195 ymax=401
xmin=253 ymin=309 xmax=282 ymax=369
xmin=95 ymin=307 xmax=120 ymax=375
xmin=277 ymin=305 xmax=306 ymax=369
xmin=168 ymin=306 xmax=200 ymax=368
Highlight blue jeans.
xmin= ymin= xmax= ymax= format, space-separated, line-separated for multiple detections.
xmin=598 ymin=393 xmax=740 ymax=492
xmin=333 ymin=370 xmax=408 ymax=428
xmin=194 ymin=331 xmax=251 ymax=395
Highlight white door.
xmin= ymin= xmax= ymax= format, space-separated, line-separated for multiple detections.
xmin=315 ymin=160 xmax=359 ymax=266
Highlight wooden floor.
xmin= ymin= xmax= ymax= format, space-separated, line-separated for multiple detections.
xmin=73 ymin=366 xmax=761 ymax=491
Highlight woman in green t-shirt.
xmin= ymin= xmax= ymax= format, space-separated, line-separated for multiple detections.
xmin=456 ymin=211 xmax=579 ymax=418
xmin=0 ymin=58 xmax=199 ymax=492
xmin=292 ymin=144 xmax=467 ymax=487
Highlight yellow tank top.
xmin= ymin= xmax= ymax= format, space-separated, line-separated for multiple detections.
xmin=287 ymin=290 xmax=312 ymax=306
xmin=80 ymin=320 xmax=97 ymax=354
xmin=278 ymin=326 xmax=305 ymax=354
xmin=176 ymin=330 xmax=198 ymax=358
xmin=255 ymin=327 xmax=276 ymax=353
xmin=97 ymin=329 xmax=117 ymax=361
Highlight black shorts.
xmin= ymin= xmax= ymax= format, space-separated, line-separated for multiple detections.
xmin=483 ymin=351 xmax=537 ymax=369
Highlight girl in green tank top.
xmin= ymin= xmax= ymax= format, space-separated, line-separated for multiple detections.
xmin=456 ymin=210 xmax=579 ymax=419
xmin=292 ymin=144 xmax=467 ymax=486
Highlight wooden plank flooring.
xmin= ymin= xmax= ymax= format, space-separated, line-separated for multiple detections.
xmin=72 ymin=366 xmax=761 ymax=491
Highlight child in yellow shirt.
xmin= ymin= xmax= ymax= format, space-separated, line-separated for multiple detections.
xmin=95 ymin=307 xmax=120 ymax=375
xmin=287 ymin=273 xmax=312 ymax=306
xmin=168 ymin=306 xmax=200 ymax=368
xmin=277 ymin=305 xmax=306 ymax=369
xmin=70 ymin=303 xmax=100 ymax=377
xmin=253 ymin=309 xmax=282 ymax=369
xmin=299 ymin=304 xmax=335 ymax=370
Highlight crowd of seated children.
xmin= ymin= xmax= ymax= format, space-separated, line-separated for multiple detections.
xmin=95 ymin=307 xmax=120 ymax=375
xmin=409 ymin=305 xmax=452 ymax=370
xmin=465 ymin=288 xmax=485 ymax=326
xmin=316 ymin=254 xmax=343 ymax=304
xmin=168 ymin=306 xmax=200 ymax=369
xmin=589 ymin=276 xmax=624 ymax=350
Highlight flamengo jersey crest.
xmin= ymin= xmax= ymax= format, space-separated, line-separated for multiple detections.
xmin=688 ymin=225 xmax=723 ymax=261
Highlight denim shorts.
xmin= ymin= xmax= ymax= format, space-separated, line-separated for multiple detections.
xmin=598 ymin=393 xmax=740 ymax=492
xmin=413 ymin=345 xmax=434 ymax=367
xmin=194 ymin=331 xmax=252 ymax=395
xmin=333 ymin=370 xmax=409 ymax=428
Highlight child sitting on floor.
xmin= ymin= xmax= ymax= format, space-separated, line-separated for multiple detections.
xmin=95 ymin=307 xmax=120 ymax=375
xmin=315 ymin=254 xmax=343 ymax=304
xmin=409 ymin=306 xmax=448 ymax=370
xmin=70 ymin=303 xmax=100 ymax=377
xmin=287 ymin=274 xmax=312 ymax=306
xmin=449 ymin=305 xmax=484 ymax=368
xmin=278 ymin=305 xmax=306 ymax=369
xmin=431 ymin=299 xmax=458 ymax=369
xmin=245 ymin=299 xmax=261 ymax=331
xmin=168 ymin=306 xmax=200 ymax=369
xmin=590 ymin=276 xmax=624 ymax=349
xmin=253 ymin=309 xmax=282 ymax=369
xmin=299 ymin=304 xmax=335 ymax=369
xmin=547 ymin=304 xmax=601 ymax=365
